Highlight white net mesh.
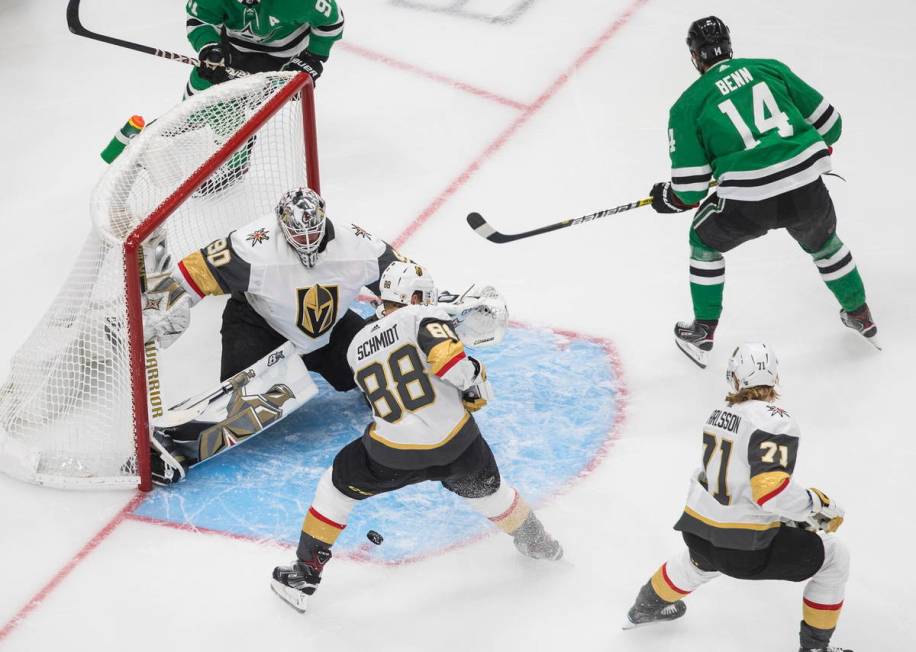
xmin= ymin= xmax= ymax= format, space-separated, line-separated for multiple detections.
xmin=0 ymin=72 xmax=313 ymax=488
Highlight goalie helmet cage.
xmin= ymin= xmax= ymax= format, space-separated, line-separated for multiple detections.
xmin=0 ymin=72 xmax=319 ymax=491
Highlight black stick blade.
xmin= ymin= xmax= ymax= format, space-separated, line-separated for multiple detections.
xmin=466 ymin=212 xmax=504 ymax=242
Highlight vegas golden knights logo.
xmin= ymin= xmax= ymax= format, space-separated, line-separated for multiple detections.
xmin=296 ymin=284 xmax=339 ymax=339
xmin=198 ymin=373 xmax=296 ymax=461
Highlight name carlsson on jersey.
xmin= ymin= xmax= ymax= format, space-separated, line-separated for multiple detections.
xmin=706 ymin=408 xmax=741 ymax=433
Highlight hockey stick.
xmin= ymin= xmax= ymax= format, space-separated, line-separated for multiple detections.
xmin=66 ymin=0 xmax=245 ymax=78
xmin=467 ymin=181 xmax=720 ymax=244
xmin=466 ymin=197 xmax=650 ymax=244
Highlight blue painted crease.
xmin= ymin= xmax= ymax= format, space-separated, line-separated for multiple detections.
xmin=135 ymin=326 xmax=621 ymax=562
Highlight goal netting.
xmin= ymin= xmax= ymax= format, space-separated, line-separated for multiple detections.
xmin=0 ymin=72 xmax=318 ymax=489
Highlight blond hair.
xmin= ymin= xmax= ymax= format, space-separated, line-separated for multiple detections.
xmin=726 ymin=385 xmax=779 ymax=406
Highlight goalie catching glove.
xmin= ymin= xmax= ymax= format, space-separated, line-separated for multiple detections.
xmin=462 ymin=357 xmax=492 ymax=412
xmin=437 ymin=285 xmax=508 ymax=348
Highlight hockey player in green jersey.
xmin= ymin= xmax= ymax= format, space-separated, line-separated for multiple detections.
xmin=649 ymin=16 xmax=877 ymax=368
xmin=185 ymin=0 xmax=345 ymax=97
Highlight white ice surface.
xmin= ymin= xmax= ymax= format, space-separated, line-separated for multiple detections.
xmin=1 ymin=0 xmax=915 ymax=650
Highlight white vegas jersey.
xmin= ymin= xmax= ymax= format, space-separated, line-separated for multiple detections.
xmin=176 ymin=217 xmax=402 ymax=355
xmin=674 ymin=399 xmax=814 ymax=550
xmin=346 ymin=304 xmax=482 ymax=470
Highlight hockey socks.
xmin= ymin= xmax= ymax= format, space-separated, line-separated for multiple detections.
xmin=688 ymin=230 xmax=725 ymax=321
xmin=298 ymin=468 xmax=357 ymax=554
xmin=809 ymin=234 xmax=866 ymax=313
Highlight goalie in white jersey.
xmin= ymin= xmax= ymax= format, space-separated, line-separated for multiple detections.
xmin=270 ymin=262 xmax=563 ymax=613
xmin=623 ymin=344 xmax=852 ymax=652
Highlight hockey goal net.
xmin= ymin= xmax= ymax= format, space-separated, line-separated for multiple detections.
xmin=0 ymin=72 xmax=318 ymax=490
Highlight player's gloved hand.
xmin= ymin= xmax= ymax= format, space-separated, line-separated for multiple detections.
xmin=806 ymin=487 xmax=845 ymax=533
xmin=437 ymin=285 xmax=508 ymax=348
xmin=282 ymin=51 xmax=325 ymax=83
xmin=462 ymin=357 xmax=492 ymax=412
xmin=649 ymin=181 xmax=697 ymax=214
xmin=142 ymin=277 xmax=192 ymax=349
xmin=198 ymin=43 xmax=230 ymax=84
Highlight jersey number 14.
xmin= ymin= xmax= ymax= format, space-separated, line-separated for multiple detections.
xmin=718 ymin=82 xmax=793 ymax=150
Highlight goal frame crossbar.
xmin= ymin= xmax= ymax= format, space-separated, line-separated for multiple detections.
xmin=124 ymin=72 xmax=319 ymax=491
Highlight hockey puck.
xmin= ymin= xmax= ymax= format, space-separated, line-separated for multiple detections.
xmin=366 ymin=530 xmax=384 ymax=545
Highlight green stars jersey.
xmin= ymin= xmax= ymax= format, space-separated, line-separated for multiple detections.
xmin=667 ymin=58 xmax=842 ymax=204
xmin=186 ymin=0 xmax=344 ymax=60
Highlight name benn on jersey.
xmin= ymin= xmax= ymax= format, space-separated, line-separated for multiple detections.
xmin=714 ymin=67 xmax=753 ymax=96
xmin=296 ymin=284 xmax=339 ymax=339
xmin=356 ymin=324 xmax=400 ymax=361
xmin=706 ymin=409 xmax=741 ymax=433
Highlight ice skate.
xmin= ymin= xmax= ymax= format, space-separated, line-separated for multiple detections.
xmin=674 ymin=319 xmax=717 ymax=369
xmin=149 ymin=429 xmax=189 ymax=486
xmin=512 ymin=513 xmax=563 ymax=561
xmin=270 ymin=548 xmax=331 ymax=613
xmin=623 ymin=580 xmax=686 ymax=630
xmin=840 ymin=303 xmax=879 ymax=350
xmin=799 ymin=646 xmax=853 ymax=652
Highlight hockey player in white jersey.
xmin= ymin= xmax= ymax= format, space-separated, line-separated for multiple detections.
xmin=141 ymin=187 xmax=411 ymax=483
xmin=623 ymin=343 xmax=851 ymax=652
xmin=270 ymin=261 xmax=562 ymax=612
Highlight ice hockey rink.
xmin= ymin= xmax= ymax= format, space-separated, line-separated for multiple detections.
xmin=1 ymin=0 xmax=914 ymax=649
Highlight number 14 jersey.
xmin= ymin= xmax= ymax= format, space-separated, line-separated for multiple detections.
xmin=668 ymin=58 xmax=842 ymax=204
xmin=673 ymin=399 xmax=815 ymax=551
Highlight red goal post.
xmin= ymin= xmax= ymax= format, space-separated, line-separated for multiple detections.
xmin=0 ymin=72 xmax=319 ymax=491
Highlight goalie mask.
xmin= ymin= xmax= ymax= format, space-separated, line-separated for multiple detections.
xmin=379 ymin=261 xmax=436 ymax=306
xmin=726 ymin=342 xmax=779 ymax=391
xmin=276 ymin=187 xmax=327 ymax=268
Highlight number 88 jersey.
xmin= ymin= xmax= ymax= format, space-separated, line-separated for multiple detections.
xmin=346 ymin=304 xmax=482 ymax=470
xmin=673 ymin=399 xmax=814 ymax=551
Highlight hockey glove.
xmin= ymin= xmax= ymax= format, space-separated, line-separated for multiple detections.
xmin=282 ymin=51 xmax=326 ymax=83
xmin=649 ymin=181 xmax=697 ymax=214
xmin=437 ymin=285 xmax=509 ymax=348
xmin=462 ymin=357 xmax=492 ymax=412
xmin=807 ymin=487 xmax=845 ymax=533
xmin=198 ymin=43 xmax=230 ymax=84
xmin=142 ymin=276 xmax=192 ymax=349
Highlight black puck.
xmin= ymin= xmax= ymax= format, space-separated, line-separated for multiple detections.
xmin=366 ymin=530 xmax=384 ymax=545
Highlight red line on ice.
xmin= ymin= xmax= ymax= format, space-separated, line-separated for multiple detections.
xmin=392 ymin=0 xmax=650 ymax=249
xmin=0 ymin=493 xmax=146 ymax=643
xmin=338 ymin=42 xmax=528 ymax=112
xmin=0 ymin=0 xmax=647 ymax=630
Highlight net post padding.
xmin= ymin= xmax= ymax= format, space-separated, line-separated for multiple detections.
xmin=0 ymin=72 xmax=317 ymax=490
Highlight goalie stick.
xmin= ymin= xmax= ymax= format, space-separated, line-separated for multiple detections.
xmin=467 ymin=181 xmax=721 ymax=244
xmin=67 ymin=0 xmax=245 ymax=78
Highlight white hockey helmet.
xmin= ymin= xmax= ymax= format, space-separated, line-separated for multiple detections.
xmin=379 ymin=261 xmax=436 ymax=306
xmin=276 ymin=187 xmax=327 ymax=268
xmin=726 ymin=342 xmax=779 ymax=391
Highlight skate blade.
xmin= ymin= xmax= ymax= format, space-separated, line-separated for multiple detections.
xmin=621 ymin=617 xmax=664 ymax=631
xmin=865 ymin=335 xmax=882 ymax=351
xmin=675 ymin=338 xmax=708 ymax=369
xmin=270 ymin=580 xmax=309 ymax=613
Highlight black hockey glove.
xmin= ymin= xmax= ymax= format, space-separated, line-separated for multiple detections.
xmin=282 ymin=51 xmax=326 ymax=83
xmin=649 ymin=181 xmax=696 ymax=214
xmin=198 ymin=43 xmax=230 ymax=84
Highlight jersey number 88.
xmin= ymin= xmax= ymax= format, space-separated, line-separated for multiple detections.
xmin=355 ymin=345 xmax=436 ymax=423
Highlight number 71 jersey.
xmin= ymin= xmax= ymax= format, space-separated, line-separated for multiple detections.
xmin=673 ymin=399 xmax=807 ymax=551
xmin=668 ymin=57 xmax=842 ymax=203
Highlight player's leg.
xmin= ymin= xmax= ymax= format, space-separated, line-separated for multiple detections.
xmin=438 ymin=431 xmax=563 ymax=560
xmin=219 ymin=293 xmax=288 ymax=381
xmin=676 ymin=194 xmax=765 ymax=368
xmin=272 ymin=437 xmax=426 ymax=611
xmin=301 ymin=309 xmax=367 ymax=391
xmin=784 ymin=179 xmax=876 ymax=346
xmin=184 ymin=67 xmax=214 ymax=100
xmin=624 ymin=535 xmax=720 ymax=629
xmin=798 ymin=536 xmax=851 ymax=651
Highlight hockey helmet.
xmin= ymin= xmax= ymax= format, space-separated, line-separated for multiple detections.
xmin=379 ymin=261 xmax=436 ymax=307
xmin=687 ymin=16 xmax=733 ymax=70
xmin=276 ymin=187 xmax=327 ymax=268
xmin=726 ymin=342 xmax=779 ymax=391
